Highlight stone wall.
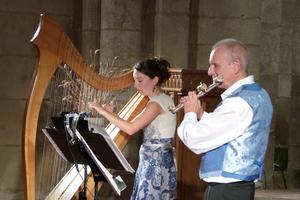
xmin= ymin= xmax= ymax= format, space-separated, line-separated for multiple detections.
xmin=0 ymin=0 xmax=299 ymax=199
xmin=0 ymin=1 xmax=74 ymax=199
xmin=282 ymin=0 xmax=300 ymax=190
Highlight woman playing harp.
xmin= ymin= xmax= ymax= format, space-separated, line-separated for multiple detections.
xmin=23 ymin=14 xmax=148 ymax=200
xmin=88 ymin=58 xmax=177 ymax=199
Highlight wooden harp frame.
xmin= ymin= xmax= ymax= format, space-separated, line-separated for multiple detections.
xmin=22 ymin=14 xmax=148 ymax=200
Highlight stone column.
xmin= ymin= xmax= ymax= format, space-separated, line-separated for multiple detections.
xmin=284 ymin=0 xmax=300 ymax=189
xmin=100 ymin=0 xmax=142 ymax=68
xmin=80 ymin=0 xmax=101 ymax=64
xmin=261 ymin=0 xmax=283 ymax=189
xmin=197 ymin=0 xmax=262 ymax=71
xmin=98 ymin=1 xmax=143 ymax=198
xmin=154 ymin=0 xmax=190 ymax=68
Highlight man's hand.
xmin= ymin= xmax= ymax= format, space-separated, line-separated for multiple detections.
xmin=181 ymin=91 xmax=204 ymax=119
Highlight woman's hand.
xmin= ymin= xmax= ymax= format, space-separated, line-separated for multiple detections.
xmin=103 ymin=99 xmax=115 ymax=113
xmin=88 ymin=99 xmax=115 ymax=115
xmin=88 ymin=102 xmax=104 ymax=115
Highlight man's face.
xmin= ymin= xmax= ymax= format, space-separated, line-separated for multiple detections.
xmin=208 ymin=46 xmax=235 ymax=89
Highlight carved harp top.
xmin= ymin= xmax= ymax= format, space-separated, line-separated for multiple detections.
xmin=23 ymin=14 xmax=137 ymax=200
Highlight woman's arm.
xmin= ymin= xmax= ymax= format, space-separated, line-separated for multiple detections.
xmin=89 ymin=101 xmax=162 ymax=135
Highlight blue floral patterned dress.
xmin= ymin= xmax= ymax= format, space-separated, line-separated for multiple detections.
xmin=131 ymin=93 xmax=177 ymax=200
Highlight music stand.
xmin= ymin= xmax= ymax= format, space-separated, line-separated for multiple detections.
xmin=42 ymin=112 xmax=134 ymax=199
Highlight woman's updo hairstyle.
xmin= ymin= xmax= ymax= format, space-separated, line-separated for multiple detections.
xmin=133 ymin=57 xmax=171 ymax=86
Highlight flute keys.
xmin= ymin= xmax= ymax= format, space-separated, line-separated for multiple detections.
xmin=196 ymin=82 xmax=208 ymax=93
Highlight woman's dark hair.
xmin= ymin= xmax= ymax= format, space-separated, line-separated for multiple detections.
xmin=133 ymin=58 xmax=171 ymax=86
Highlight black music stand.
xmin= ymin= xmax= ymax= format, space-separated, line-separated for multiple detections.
xmin=42 ymin=112 xmax=134 ymax=199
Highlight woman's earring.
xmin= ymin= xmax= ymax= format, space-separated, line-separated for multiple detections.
xmin=152 ymin=86 xmax=156 ymax=92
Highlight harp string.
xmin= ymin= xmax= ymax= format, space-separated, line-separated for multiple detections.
xmin=37 ymin=65 xmax=74 ymax=199
xmin=36 ymin=50 xmax=133 ymax=199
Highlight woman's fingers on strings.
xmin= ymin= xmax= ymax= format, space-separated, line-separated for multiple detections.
xmin=109 ymin=99 xmax=116 ymax=107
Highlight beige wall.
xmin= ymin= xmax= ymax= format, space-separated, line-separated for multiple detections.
xmin=0 ymin=0 xmax=299 ymax=199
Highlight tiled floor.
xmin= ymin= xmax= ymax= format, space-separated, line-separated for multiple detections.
xmin=255 ymin=189 xmax=300 ymax=200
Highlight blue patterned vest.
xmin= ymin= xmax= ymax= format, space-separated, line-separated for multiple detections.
xmin=200 ymin=83 xmax=273 ymax=181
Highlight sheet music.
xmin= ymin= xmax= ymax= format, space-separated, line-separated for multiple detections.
xmin=42 ymin=128 xmax=68 ymax=161
xmin=87 ymin=118 xmax=135 ymax=173
xmin=73 ymin=129 xmax=126 ymax=196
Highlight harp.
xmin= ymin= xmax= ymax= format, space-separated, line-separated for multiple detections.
xmin=22 ymin=14 xmax=149 ymax=200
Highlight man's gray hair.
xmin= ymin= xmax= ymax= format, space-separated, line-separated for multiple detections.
xmin=212 ymin=38 xmax=249 ymax=69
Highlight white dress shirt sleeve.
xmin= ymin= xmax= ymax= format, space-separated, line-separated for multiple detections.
xmin=177 ymin=96 xmax=253 ymax=154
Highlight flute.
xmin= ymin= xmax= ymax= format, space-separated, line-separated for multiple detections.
xmin=168 ymin=76 xmax=223 ymax=114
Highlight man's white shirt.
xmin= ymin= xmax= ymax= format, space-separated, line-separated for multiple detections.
xmin=177 ymin=76 xmax=255 ymax=183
